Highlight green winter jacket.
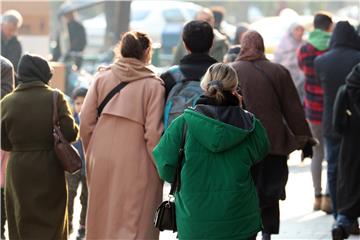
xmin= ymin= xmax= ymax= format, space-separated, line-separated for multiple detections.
xmin=153 ymin=106 xmax=270 ymax=240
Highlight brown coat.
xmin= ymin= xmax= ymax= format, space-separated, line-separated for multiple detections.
xmin=231 ymin=59 xmax=312 ymax=155
xmin=80 ymin=57 xmax=164 ymax=239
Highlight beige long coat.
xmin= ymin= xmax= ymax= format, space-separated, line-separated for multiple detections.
xmin=80 ymin=57 xmax=164 ymax=239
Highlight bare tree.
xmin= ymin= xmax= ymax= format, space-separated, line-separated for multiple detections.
xmin=104 ymin=1 xmax=131 ymax=47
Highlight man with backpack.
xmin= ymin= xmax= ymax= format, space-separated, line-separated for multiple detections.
xmin=161 ymin=20 xmax=217 ymax=128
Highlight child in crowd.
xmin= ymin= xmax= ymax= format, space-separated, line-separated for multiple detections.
xmin=67 ymin=87 xmax=88 ymax=240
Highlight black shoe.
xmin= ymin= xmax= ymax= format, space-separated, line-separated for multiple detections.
xmin=332 ymin=225 xmax=348 ymax=240
xmin=262 ymin=232 xmax=271 ymax=240
xmin=349 ymin=222 xmax=359 ymax=235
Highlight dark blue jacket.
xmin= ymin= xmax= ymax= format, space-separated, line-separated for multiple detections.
xmin=73 ymin=112 xmax=86 ymax=176
xmin=315 ymin=21 xmax=360 ymax=137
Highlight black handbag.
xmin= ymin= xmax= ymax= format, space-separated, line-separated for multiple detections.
xmin=154 ymin=123 xmax=187 ymax=232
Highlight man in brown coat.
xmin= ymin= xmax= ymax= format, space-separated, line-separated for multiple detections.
xmin=231 ymin=31 xmax=315 ymax=240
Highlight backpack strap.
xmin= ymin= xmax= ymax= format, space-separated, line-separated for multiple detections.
xmin=97 ymin=82 xmax=128 ymax=118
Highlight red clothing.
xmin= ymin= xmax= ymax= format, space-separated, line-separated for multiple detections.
xmin=297 ymin=42 xmax=327 ymax=124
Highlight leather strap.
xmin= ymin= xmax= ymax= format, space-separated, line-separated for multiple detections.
xmin=52 ymin=91 xmax=70 ymax=144
xmin=53 ymin=90 xmax=59 ymax=127
xmin=169 ymin=122 xmax=188 ymax=195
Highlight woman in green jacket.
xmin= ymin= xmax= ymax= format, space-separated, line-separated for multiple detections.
xmin=1 ymin=54 xmax=78 ymax=239
xmin=153 ymin=63 xmax=270 ymax=240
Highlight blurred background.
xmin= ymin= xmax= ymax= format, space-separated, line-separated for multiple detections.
xmin=1 ymin=0 xmax=359 ymax=95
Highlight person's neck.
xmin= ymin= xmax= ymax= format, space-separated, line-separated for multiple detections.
xmin=187 ymin=51 xmax=210 ymax=55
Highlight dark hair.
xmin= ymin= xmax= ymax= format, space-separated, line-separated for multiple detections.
xmin=119 ymin=31 xmax=151 ymax=60
xmin=210 ymin=6 xmax=225 ymax=29
xmin=72 ymin=87 xmax=88 ymax=100
xmin=234 ymin=23 xmax=249 ymax=45
xmin=182 ymin=20 xmax=214 ymax=53
xmin=314 ymin=12 xmax=333 ymax=31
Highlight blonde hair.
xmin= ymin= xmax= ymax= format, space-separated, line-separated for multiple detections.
xmin=200 ymin=63 xmax=238 ymax=103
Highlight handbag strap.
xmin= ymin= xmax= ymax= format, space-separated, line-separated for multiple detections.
xmin=53 ymin=90 xmax=59 ymax=127
xmin=251 ymin=61 xmax=283 ymax=112
xmin=169 ymin=122 xmax=188 ymax=196
xmin=52 ymin=91 xmax=70 ymax=144
xmin=97 ymin=82 xmax=128 ymax=117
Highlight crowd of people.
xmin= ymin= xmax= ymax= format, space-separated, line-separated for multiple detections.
xmin=1 ymin=6 xmax=360 ymax=240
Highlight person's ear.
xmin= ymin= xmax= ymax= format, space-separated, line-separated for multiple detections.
xmin=142 ymin=47 xmax=151 ymax=64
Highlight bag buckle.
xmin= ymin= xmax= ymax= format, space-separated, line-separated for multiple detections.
xmin=168 ymin=194 xmax=175 ymax=202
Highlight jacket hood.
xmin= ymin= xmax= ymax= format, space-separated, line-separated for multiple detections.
xmin=183 ymin=107 xmax=255 ymax=153
xmin=330 ymin=21 xmax=360 ymax=50
xmin=308 ymin=29 xmax=331 ymax=51
xmin=346 ymin=62 xmax=360 ymax=89
xmin=111 ymin=57 xmax=156 ymax=82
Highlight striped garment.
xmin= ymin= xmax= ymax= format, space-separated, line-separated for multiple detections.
xmin=297 ymin=42 xmax=328 ymax=124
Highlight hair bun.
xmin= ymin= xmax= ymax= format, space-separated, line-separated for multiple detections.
xmin=208 ymin=80 xmax=224 ymax=91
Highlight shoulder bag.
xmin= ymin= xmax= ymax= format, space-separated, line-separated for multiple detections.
xmin=154 ymin=123 xmax=188 ymax=232
xmin=53 ymin=91 xmax=82 ymax=174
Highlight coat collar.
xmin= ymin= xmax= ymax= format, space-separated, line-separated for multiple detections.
xmin=180 ymin=53 xmax=217 ymax=66
xmin=14 ymin=81 xmax=49 ymax=92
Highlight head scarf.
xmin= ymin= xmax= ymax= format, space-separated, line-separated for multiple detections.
xmin=237 ymin=30 xmax=266 ymax=61
xmin=330 ymin=21 xmax=360 ymax=51
xmin=17 ymin=53 xmax=53 ymax=84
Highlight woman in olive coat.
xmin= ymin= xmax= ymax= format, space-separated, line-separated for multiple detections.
xmin=1 ymin=54 xmax=78 ymax=239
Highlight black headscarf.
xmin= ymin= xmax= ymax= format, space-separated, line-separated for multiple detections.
xmin=17 ymin=53 xmax=53 ymax=84
xmin=329 ymin=21 xmax=360 ymax=51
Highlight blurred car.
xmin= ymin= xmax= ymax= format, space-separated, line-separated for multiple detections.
xmin=82 ymin=1 xmax=202 ymax=66
xmin=337 ymin=5 xmax=359 ymax=20
xmin=83 ymin=1 xmax=201 ymax=48
xmin=130 ymin=1 xmax=201 ymax=44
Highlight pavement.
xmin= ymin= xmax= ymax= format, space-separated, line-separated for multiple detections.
xmin=68 ymin=151 xmax=359 ymax=240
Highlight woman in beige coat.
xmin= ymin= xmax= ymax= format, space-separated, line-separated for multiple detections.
xmin=80 ymin=31 xmax=165 ymax=239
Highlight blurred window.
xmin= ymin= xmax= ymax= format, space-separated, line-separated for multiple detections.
xmin=185 ymin=8 xmax=198 ymax=19
xmin=163 ymin=9 xmax=185 ymax=23
xmin=131 ymin=9 xmax=150 ymax=21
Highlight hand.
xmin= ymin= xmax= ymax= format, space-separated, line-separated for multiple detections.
xmin=232 ymin=91 xmax=243 ymax=108
xmin=301 ymin=142 xmax=313 ymax=161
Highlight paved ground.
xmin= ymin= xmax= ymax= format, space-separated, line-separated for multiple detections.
xmin=68 ymin=151 xmax=359 ymax=240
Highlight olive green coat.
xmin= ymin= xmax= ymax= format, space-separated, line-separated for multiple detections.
xmin=1 ymin=81 xmax=78 ymax=240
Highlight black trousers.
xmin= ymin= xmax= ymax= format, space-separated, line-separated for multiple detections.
xmin=260 ymin=202 xmax=280 ymax=234
xmin=251 ymin=155 xmax=288 ymax=234
xmin=1 ymin=188 xmax=5 ymax=237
